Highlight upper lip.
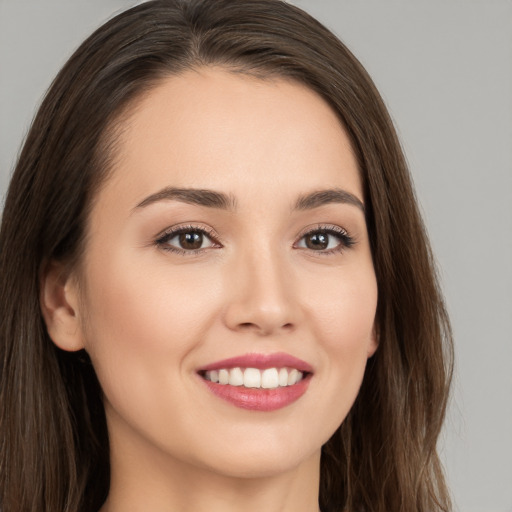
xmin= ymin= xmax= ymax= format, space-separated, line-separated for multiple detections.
xmin=198 ymin=352 xmax=313 ymax=373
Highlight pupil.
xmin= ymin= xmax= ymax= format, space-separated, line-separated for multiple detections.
xmin=179 ymin=232 xmax=203 ymax=250
xmin=306 ymin=232 xmax=328 ymax=250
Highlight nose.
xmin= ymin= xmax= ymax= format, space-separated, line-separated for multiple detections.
xmin=222 ymin=247 xmax=299 ymax=336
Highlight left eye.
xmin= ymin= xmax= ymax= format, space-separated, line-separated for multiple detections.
xmin=159 ymin=229 xmax=215 ymax=251
xmin=296 ymin=229 xmax=350 ymax=251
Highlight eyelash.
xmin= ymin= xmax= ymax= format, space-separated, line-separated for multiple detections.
xmin=154 ymin=224 xmax=356 ymax=256
xmin=295 ymin=224 xmax=356 ymax=255
xmin=155 ymin=224 xmax=221 ymax=255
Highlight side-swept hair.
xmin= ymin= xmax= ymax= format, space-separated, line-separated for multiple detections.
xmin=0 ymin=1 xmax=453 ymax=511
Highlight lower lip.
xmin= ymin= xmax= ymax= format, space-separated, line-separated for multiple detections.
xmin=201 ymin=375 xmax=311 ymax=411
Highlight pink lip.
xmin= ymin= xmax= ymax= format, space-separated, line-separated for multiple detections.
xmin=198 ymin=352 xmax=313 ymax=373
xmin=201 ymin=377 xmax=311 ymax=411
xmin=197 ymin=352 xmax=313 ymax=412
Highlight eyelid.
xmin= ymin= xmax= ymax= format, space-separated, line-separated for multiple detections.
xmin=154 ymin=223 xmax=223 ymax=254
xmin=152 ymin=222 xmax=355 ymax=256
xmin=294 ymin=223 xmax=356 ymax=254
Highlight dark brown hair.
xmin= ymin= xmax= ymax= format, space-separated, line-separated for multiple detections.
xmin=0 ymin=1 xmax=453 ymax=511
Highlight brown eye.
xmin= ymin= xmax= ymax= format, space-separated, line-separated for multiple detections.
xmin=304 ymin=232 xmax=329 ymax=250
xmin=157 ymin=228 xmax=216 ymax=252
xmin=296 ymin=227 xmax=354 ymax=253
xmin=178 ymin=232 xmax=203 ymax=250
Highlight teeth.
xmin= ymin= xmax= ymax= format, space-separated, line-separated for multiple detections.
xmin=278 ymin=368 xmax=288 ymax=387
xmin=244 ymin=368 xmax=261 ymax=388
xmin=228 ymin=367 xmax=244 ymax=386
xmin=288 ymin=368 xmax=299 ymax=386
xmin=204 ymin=367 xmax=305 ymax=388
xmin=261 ymin=368 xmax=279 ymax=389
xmin=218 ymin=369 xmax=229 ymax=385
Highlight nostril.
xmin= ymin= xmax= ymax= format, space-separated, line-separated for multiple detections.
xmin=235 ymin=321 xmax=295 ymax=335
xmin=239 ymin=322 xmax=256 ymax=330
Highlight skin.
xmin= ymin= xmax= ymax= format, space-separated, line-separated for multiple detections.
xmin=43 ymin=68 xmax=378 ymax=512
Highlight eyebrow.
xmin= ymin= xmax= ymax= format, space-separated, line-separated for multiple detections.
xmin=294 ymin=189 xmax=365 ymax=213
xmin=134 ymin=187 xmax=237 ymax=211
xmin=133 ymin=186 xmax=364 ymax=213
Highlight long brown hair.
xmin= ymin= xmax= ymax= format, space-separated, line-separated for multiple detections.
xmin=0 ymin=1 xmax=453 ymax=511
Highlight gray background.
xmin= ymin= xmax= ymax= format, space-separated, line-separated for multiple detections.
xmin=1 ymin=1 xmax=511 ymax=510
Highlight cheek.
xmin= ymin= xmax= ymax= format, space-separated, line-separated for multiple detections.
xmin=304 ymin=264 xmax=378 ymax=351
xmin=302 ymin=265 xmax=377 ymax=416
xmin=82 ymin=252 xmax=219 ymax=354
xmin=78 ymin=253 xmax=226 ymax=441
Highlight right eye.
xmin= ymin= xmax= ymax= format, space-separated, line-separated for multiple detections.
xmin=155 ymin=226 xmax=220 ymax=254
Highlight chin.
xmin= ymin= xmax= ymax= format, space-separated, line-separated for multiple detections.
xmin=186 ymin=429 xmax=323 ymax=480
xmin=201 ymin=449 xmax=319 ymax=480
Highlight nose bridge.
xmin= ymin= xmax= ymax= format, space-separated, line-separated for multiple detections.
xmin=223 ymin=241 xmax=297 ymax=335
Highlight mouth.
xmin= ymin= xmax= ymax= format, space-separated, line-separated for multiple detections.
xmin=197 ymin=353 xmax=313 ymax=411
xmin=199 ymin=366 xmax=308 ymax=389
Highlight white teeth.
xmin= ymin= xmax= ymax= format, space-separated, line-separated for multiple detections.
xmin=228 ymin=367 xmax=244 ymax=386
xmin=204 ymin=367 xmax=306 ymax=388
xmin=218 ymin=369 xmax=229 ymax=385
xmin=288 ymin=369 xmax=299 ymax=385
xmin=244 ymin=368 xmax=261 ymax=388
xmin=261 ymin=368 xmax=279 ymax=389
xmin=278 ymin=368 xmax=288 ymax=387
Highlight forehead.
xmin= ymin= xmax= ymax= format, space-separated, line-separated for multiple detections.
xmin=96 ymin=67 xmax=362 ymax=211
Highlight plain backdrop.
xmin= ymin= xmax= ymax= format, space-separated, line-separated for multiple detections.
xmin=1 ymin=1 xmax=511 ymax=511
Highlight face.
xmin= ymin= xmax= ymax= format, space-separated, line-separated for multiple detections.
xmin=70 ymin=68 xmax=378 ymax=479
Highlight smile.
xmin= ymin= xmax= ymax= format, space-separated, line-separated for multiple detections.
xmin=198 ymin=353 xmax=313 ymax=411
xmin=203 ymin=367 xmax=304 ymax=389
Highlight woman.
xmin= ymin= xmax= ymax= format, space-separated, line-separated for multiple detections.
xmin=0 ymin=1 xmax=453 ymax=511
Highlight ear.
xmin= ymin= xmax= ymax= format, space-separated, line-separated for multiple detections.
xmin=40 ymin=261 xmax=85 ymax=352
xmin=367 ymin=323 xmax=380 ymax=358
